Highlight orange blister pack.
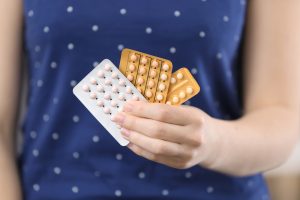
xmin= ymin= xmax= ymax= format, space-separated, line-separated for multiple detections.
xmin=119 ymin=49 xmax=173 ymax=103
xmin=166 ymin=68 xmax=200 ymax=106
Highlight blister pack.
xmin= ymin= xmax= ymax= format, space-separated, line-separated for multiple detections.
xmin=73 ymin=59 xmax=146 ymax=146
xmin=166 ymin=68 xmax=200 ymax=106
xmin=119 ymin=48 xmax=173 ymax=103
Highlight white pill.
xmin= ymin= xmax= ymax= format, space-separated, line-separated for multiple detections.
xmin=90 ymin=77 xmax=97 ymax=85
xmin=96 ymin=85 xmax=104 ymax=92
xmin=179 ymin=91 xmax=186 ymax=98
xmin=149 ymin=70 xmax=156 ymax=78
xmin=186 ymin=87 xmax=193 ymax=94
xmin=97 ymin=70 xmax=105 ymax=78
xmin=129 ymin=64 xmax=135 ymax=71
xmin=104 ymin=93 xmax=111 ymax=100
xmin=103 ymin=107 xmax=110 ymax=114
xmin=119 ymin=79 xmax=125 ymax=86
xmin=145 ymin=90 xmax=152 ymax=97
xmin=141 ymin=57 xmax=147 ymax=64
xmin=171 ymin=77 xmax=176 ymax=84
xmin=177 ymin=73 xmax=183 ymax=79
xmin=105 ymin=79 xmax=112 ymax=85
xmin=138 ymin=67 xmax=146 ymax=74
xmin=118 ymin=93 xmax=125 ymax=100
xmin=126 ymin=86 xmax=132 ymax=94
xmin=112 ymin=85 xmax=118 ymax=93
xmin=82 ymin=84 xmax=89 ymax=92
xmin=151 ymin=60 xmax=158 ymax=67
xmin=111 ymin=72 xmax=118 ymax=79
xmin=166 ymin=101 xmax=172 ymax=105
xmin=132 ymin=95 xmax=139 ymax=101
xmin=156 ymin=94 xmax=163 ymax=101
xmin=137 ymin=77 xmax=144 ymax=84
xmin=104 ymin=63 xmax=111 ymax=71
xmin=162 ymin=63 xmax=169 ymax=71
xmin=147 ymin=80 xmax=155 ymax=87
xmin=111 ymin=100 xmax=117 ymax=107
xmin=97 ymin=100 xmax=104 ymax=107
xmin=158 ymin=83 xmax=166 ymax=91
xmin=160 ymin=73 xmax=167 ymax=81
xmin=130 ymin=54 xmax=137 ymax=61
xmin=127 ymin=74 xmax=134 ymax=81
xmin=90 ymin=92 xmax=97 ymax=99
xmin=172 ymin=96 xmax=179 ymax=103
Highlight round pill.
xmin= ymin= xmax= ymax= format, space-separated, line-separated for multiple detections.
xmin=151 ymin=60 xmax=158 ymax=67
xmin=111 ymin=100 xmax=117 ymax=107
xmin=104 ymin=93 xmax=111 ymax=100
xmin=104 ymin=63 xmax=111 ymax=71
xmin=90 ymin=92 xmax=97 ymax=99
xmin=172 ymin=96 xmax=179 ymax=103
xmin=103 ymin=107 xmax=110 ymax=114
xmin=149 ymin=70 xmax=156 ymax=78
xmin=105 ymin=79 xmax=112 ymax=85
xmin=118 ymin=93 xmax=125 ymax=100
xmin=129 ymin=64 xmax=135 ymax=71
xmin=126 ymin=86 xmax=132 ymax=94
xmin=118 ymin=79 xmax=125 ymax=86
xmin=177 ymin=73 xmax=183 ymax=79
xmin=97 ymin=100 xmax=104 ymax=107
xmin=158 ymin=83 xmax=166 ymax=91
xmin=138 ymin=67 xmax=146 ymax=74
xmin=141 ymin=57 xmax=147 ymax=64
xmin=145 ymin=90 xmax=152 ymax=97
xmin=127 ymin=74 xmax=134 ymax=81
xmin=130 ymin=54 xmax=137 ymax=61
xmin=96 ymin=85 xmax=104 ymax=92
xmin=82 ymin=84 xmax=89 ymax=92
xmin=111 ymin=72 xmax=118 ymax=79
xmin=132 ymin=95 xmax=139 ymax=101
xmin=179 ymin=91 xmax=186 ymax=98
xmin=97 ymin=70 xmax=105 ymax=78
xmin=186 ymin=87 xmax=194 ymax=94
xmin=162 ymin=63 xmax=169 ymax=71
xmin=147 ymin=80 xmax=155 ymax=87
xmin=156 ymin=94 xmax=163 ymax=101
xmin=171 ymin=77 xmax=176 ymax=84
xmin=90 ymin=77 xmax=97 ymax=85
xmin=137 ymin=77 xmax=144 ymax=84
xmin=160 ymin=73 xmax=168 ymax=81
xmin=112 ymin=85 xmax=118 ymax=93
xmin=166 ymin=101 xmax=172 ymax=105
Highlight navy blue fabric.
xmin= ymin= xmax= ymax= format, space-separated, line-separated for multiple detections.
xmin=21 ymin=0 xmax=270 ymax=199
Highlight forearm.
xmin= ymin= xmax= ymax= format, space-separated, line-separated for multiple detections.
xmin=205 ymin=106 xmax=299 ymax=176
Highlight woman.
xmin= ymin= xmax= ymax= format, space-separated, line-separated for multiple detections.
xmin=0 ymin=0 xmax=299 ymax=199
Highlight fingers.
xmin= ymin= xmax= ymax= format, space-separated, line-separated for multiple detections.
xmin=122 ymin=100 xmax=198 ymax=125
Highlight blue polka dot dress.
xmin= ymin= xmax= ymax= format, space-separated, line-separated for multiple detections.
xmin=21 ymin=0 xmax=270 ymax=199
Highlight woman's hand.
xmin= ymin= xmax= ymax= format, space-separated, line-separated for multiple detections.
xmin=112 ymin=101 xmax=219 ymax=169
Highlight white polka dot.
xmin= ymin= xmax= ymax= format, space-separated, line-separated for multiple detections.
xmin=234 ymin=35 xmax=240 ymax=42
xmin=94 ymin=171 xmax=100 ymax=177
xmin=185 ymin=171 xmax=192 ymax=178
xmin=118 ymin=44 xmax=124 ymax=51
xmin=53 ymin=97 xmax=59 ymax=104
xmin=145 ymin=27 xmax=152 ymax=34
xmin=170 ymin=47 xmax=176 ymax=54
xmin=240 ymin=0 xmax=246 ymax=5
xmin=28 ymin=10 xmax=34 ymax=17
xmin=70 ymin=80 xmax=77 ymax=87
xmin=206 ymin=186 xmax=214 ymax=193
xmin=54 ymin=167 xmax=61 ymax=175
xmin=92 ymin=25 xmax=99 ymax=32
xmin=261 ymin=194 xmax=269 ymax=200
xmin=35 ymin=45 xmax=41 ymax=52
xmin=162 ymin=189 xmax=169 ymax=196
xmin=72 ymin=186 xmax=79 ymax=193
xmin=92 ymin=135 xmax=100 ymax=143
xmin=73 ymin=115 xmax=80 ymax=123
xmin=174 ymin=10 xmax=181 ymax=17
xmin=67 ymin=6 xmax=74 ymax=13
xmin=50 ymin=61 xmax=57 ymax=69
xmin=191 ymin=68 xmax=197 ymax=74
xmin=37 ymin=80 xmax=43 ymax=87
xmin=73 ymin=152 xmax=80 ymax=159
xmin=138 ymin=172 xmax=146 ymax=179
xmin=223 ymin=15 xmax=229 ymax=22
xmin=116 ymin=153 xmax=123 ymax=160
xmin=216 ymin=52 xmax=223 ymax=59
xmin=115 ymin=190 xmax=122 ymax=197
xmin=93 ymin=61 xmax=99 ymax=67
xmin=33 ymin=184 xmax=40 ymax=191
xmin=52 ymin=132 xmax=59 ymax=140
xmin=33 ymin=149 xmax=39 ymax=157
xmin=68 ymin=43 xmax=74 ymax=50
xmin=201 ymin=0 xmax=207 ymax=2
xmin=30 ymin=131 xmax=37 ymax=139
xmin=199 ymin=31 xmax=206 ymax=38
xmin=43 ymin=114 xmax=49 ymax=122
xmin=43 ymin=26 xmax=50 ymax=33
xmin=120 ymin=8 xmax=127 ymax=15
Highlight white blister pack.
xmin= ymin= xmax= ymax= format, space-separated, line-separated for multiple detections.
xmin=73 ymin=59 xmax=146 ymax=146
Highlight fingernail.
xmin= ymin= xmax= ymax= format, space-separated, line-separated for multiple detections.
xmin=121 ymin=128 xmax=131 ymax=137
xmin=123 ymin=102 xmax=134 ymax=113
xmin=112 ymin=113 xmax=125 ymax=125
xmin=127 ymin=143 xmax=133 ymax=148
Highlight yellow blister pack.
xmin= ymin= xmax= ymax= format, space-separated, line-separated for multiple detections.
xmin=119 ymin=49 xmax=173 ymax=103
xmin=166 ymin=68 xmax=200 ymax=106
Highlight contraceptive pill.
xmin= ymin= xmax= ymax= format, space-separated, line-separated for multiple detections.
xmin=73 ymin=59 xmax=146 ymax=146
